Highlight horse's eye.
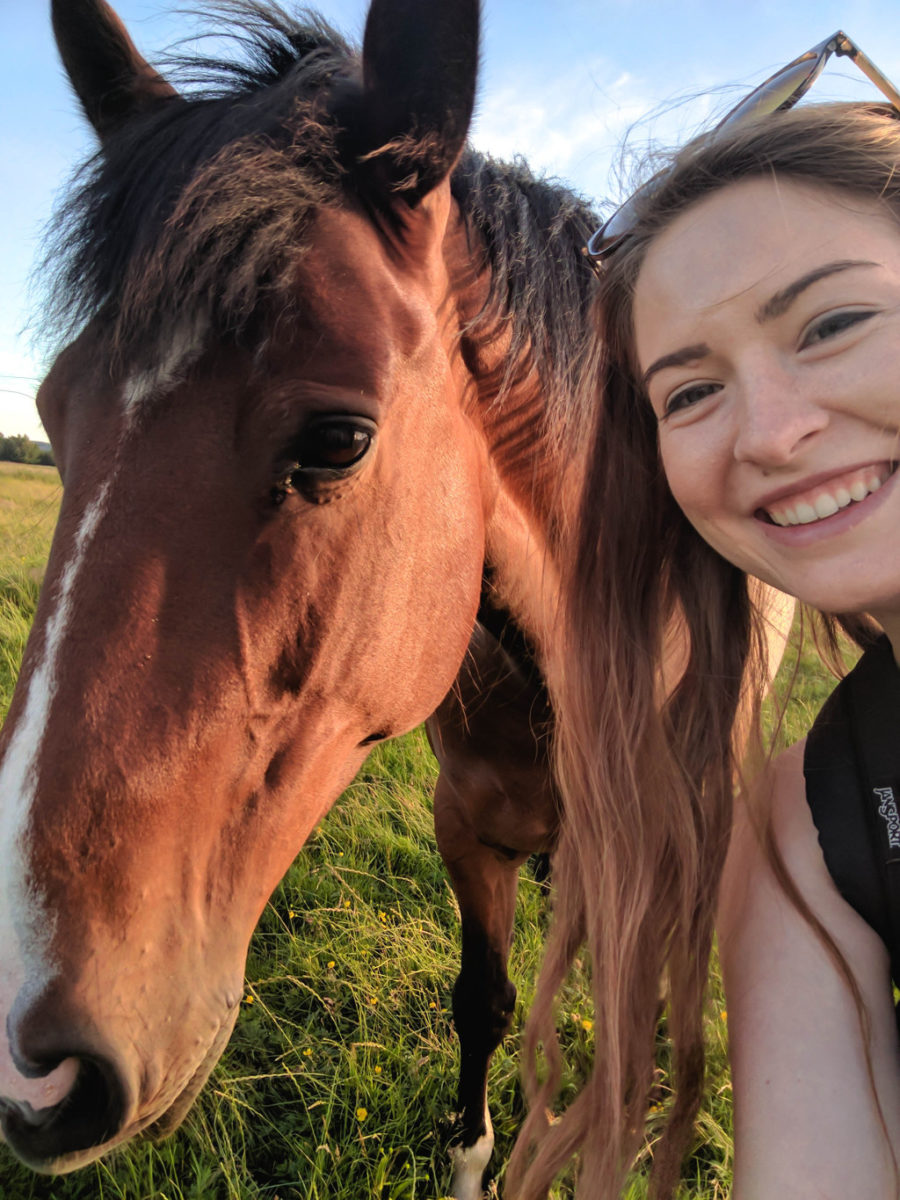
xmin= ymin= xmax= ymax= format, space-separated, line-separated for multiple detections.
xmin=301 ymin=420 xmax=373 ymax=469
xmin=272 ymin=416 xmax=377 ymax=505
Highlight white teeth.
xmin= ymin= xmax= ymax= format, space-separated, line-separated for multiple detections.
xmin=814 ymin=493 xmax=840 ymax=519
xmin=764 ymin=467 xmax=894 ymax=526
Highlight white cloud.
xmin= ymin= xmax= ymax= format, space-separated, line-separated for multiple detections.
xmin=470 ymin=58 xmax=721 ymax=209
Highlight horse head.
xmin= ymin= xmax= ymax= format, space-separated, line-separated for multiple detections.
xmin=0 ymin=0 xmax=488 ymax=1170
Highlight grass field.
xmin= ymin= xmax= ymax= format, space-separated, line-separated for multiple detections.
xmin=0 ymin=463 xmax=844 ymax=1200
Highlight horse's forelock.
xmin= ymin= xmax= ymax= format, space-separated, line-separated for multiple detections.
xmin=38 ymin=1 xmax=602 ymax=479
xmin=38 ymin=3 xmax=356 ymax=370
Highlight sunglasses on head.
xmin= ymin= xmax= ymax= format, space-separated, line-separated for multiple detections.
xmin=584 ymin=31 xmax=900 ymax=266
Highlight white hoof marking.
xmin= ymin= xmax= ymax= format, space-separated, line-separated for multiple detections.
xmin=450 ymin=1107 xmax=493 ymax=1200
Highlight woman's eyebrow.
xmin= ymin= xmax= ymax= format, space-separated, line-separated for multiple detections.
xmin=641 ymin=344 xmax=710 ymax=388
xmin=641 ymin=261 xmax=880 ymax=388
xmin=755 ymin=259 xmax=878 ymax=323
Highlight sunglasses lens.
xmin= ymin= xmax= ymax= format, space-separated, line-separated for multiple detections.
xmin=585 ymin=33 xmax=900 ymax=263
xmin=586 ymin=171 xmax=669 ymax=260
xmin=587 ymin=56 xmax=823 ymax=260
xmin=719 ymin=56 xmax=821 ymax=126
xmin=588 ymin=204 xmax=637 ymax=259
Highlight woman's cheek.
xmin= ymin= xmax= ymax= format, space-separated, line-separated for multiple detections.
xmin=660 ymin=444 xmax=756 ymax=568
xmin=659 ymin=441 xmax=718 ymax=521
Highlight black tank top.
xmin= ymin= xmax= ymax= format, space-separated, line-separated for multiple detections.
xmin=803 ymin=634 xmax=900 ymax=985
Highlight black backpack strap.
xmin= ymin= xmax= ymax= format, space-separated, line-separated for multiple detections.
xmin=844 ymin=636 xmax=900 ymax=976
xmin=804 ymin=636 xmax=900 ymax=983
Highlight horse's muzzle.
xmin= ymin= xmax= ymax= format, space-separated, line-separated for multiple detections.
xmin=0 ymin=978 xmax=242 ymax=1172
xmin=0 ymin=1051 xmax=127 ymax=1170
xmin=0 ymin=982 xmax=134 ymax=1172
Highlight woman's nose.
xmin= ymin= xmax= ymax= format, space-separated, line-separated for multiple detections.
xmin=732 ymin=367 xmax=828 ymax=468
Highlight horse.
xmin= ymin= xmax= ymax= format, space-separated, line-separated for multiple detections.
xmin=0 ymin=2 xmax=599 ymax=1196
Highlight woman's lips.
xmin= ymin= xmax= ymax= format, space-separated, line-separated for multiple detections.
xmin=752 ymin=460 xmax=898 ymax=547
xmin=760 ymin=462 xmax=896 ymax=527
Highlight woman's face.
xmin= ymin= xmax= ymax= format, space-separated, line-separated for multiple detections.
xmin=634 ymin=175 xmax=900 ymax=620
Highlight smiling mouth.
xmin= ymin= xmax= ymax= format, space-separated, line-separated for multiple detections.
xmin=759 ymin=462 xmax=897 ymax=527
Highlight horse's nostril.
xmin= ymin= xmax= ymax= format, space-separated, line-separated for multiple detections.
xmin=0 ymin=1054 xmax=127 ymax=1168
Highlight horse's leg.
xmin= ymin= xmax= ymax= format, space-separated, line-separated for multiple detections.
xmin=427 ymin=611 xmax=557 ymax=1200
xmin=433 ymin=774 xmax=527 ymax=1200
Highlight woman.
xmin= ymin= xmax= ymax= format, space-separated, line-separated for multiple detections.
xmin=508 ymin=34 xmax=900 ymax=1200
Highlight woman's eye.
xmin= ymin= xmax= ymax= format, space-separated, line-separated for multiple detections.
xmin=800 ymin=309 xmax=876 ymax=348
xmin=662 ymin=382 xmax=720 ymax=418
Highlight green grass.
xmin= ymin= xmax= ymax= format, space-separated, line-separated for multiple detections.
xmin=0 ymin=462 xmax=60 ymax=723
xmin=0 ymin=467 xmax=840 ymax=1199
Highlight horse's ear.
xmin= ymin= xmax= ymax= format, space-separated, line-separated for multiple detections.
xmin=52 ymin=0 xmax=178 ymax=141
xmin=343 ymin=0 xmax=480 ymax=207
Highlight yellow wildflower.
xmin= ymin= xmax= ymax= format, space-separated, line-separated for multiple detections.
xmin=356 ymin=1107 xmax=368 ymax=1122
xmin=581 ymin=1019 xmax=593 ymax=1032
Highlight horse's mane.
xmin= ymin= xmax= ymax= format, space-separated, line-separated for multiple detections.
xmin=452 ymin=151 xmax=599 ymax=456
xmin=40 ymin=0 xmax=600 ymax=447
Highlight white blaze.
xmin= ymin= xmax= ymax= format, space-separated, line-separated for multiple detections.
xmin=123 ymin=322 xmax=206 ymax=415
xmin=0 ymin=483 xmax=111 ymax=1111
xmin=0 ymin=330 xmax=206 ymax=1118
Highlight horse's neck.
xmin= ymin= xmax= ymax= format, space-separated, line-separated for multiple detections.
xmin=445 ymin=210 xmax=577 ymax=669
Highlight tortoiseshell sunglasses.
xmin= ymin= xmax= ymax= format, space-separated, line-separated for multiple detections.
xmin=584 ymin=31 xmax=900 ymax=267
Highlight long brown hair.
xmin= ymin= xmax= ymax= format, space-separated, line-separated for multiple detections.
xmin=508 ymin=102 xmax=900 ymax=1199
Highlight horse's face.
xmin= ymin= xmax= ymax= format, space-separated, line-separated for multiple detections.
xmin=0 ymin=0 xmax=481 ymax=1171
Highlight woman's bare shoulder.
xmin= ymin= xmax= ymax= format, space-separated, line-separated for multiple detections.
xmin=718 ymin=740 xmax=900 ymax=1199
xmin=719 ymin=737 xmax=879 ymax=943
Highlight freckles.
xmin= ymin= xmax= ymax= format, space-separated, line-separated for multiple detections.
xmin=661 ymin=417 xmax=736 ymax=508
xmin=659 ymin=444 xmax=709 ymax=513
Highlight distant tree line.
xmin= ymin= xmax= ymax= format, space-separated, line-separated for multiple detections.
xmin=0 ymin=433 xmax=54 ymax=467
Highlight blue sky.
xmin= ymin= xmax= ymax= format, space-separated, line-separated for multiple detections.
xmin=4 ymin=0 xmax=900 ymax=441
